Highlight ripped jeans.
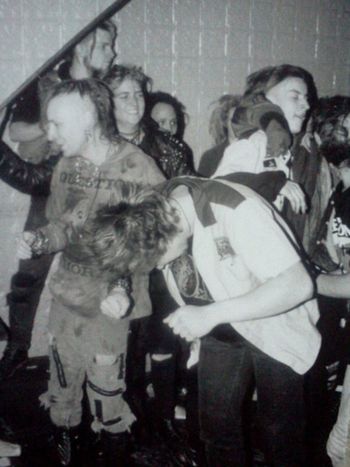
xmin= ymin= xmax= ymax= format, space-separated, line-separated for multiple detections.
xmin=47 ymin=300 xmax=135 ymax=433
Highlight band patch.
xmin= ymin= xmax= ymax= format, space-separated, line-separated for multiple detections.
xmin=263 ymin=158 xmax=277 ymax=168
xmin=215 ymin=237 xmax=235 ymax=260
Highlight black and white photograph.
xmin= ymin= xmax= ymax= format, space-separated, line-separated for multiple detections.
xmin=0 ymin=1 xmax=349 ymax=466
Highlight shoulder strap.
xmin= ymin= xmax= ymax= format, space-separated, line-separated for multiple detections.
xmin=163 ymin=176 xmax=245 ymax=227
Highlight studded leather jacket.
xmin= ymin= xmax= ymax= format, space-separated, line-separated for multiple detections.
xmin=139 ymin=125 xmax=195 ymax=178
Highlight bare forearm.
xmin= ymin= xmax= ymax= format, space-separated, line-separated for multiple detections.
xmin=203 ymin=261 xmax=314 ymax=327
xmin=165 ymin=261 xmax=314 ymax=341
xmin=317 ymin=273 xmax=350 ymax=299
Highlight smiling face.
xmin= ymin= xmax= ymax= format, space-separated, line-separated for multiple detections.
xmin=151 ymin=102 xmax=178 ymax=136
xmin=266 ymin=77 xmax=310 ymax=134
xmin=46 ymin=93 xmax=95 ymax=157
xmin=113 ymin=78 xmax=145 ymax=132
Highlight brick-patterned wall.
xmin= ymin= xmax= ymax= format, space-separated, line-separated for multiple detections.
xmin=0 ymin=0 xmax=349 ymax=355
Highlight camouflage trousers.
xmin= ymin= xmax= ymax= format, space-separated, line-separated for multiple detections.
xmin=46 ymin=300 xmax=135 ymax=433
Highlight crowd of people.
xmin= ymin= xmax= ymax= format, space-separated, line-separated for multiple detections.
xmin=0 ymin=17 xmax=350 ymax=467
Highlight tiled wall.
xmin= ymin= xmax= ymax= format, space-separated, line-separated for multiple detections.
xmin=0 ymin=0 xmax=349 ymax=354
xmin=115 ymin=0 xmax=350 ymax=160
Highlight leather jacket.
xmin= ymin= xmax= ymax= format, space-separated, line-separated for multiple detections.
xmin=0 ymin=140 xmax=58 ymax=196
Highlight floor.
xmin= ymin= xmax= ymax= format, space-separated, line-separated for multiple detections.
xmin=0 ymin=356 xmax=338 ymax=467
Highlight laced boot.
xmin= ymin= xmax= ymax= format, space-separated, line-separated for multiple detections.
xmin=0 ymin=343 xmax=28 ymax=380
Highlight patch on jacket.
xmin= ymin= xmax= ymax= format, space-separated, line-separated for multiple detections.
xmin=170 ymin=254 xmax=212 ymax=303
xmin=263 ymin=158 xmax=277 ymax=168
xmin=215 ymin=237 xmax=235 ymax=260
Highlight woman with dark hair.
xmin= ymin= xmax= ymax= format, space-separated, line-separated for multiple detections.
xmin=147 ymin=90 xmax=194 ymax=172
xmin=147 ymin=90 xmax=187 ymax=140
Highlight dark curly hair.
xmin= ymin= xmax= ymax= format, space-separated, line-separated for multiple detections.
xmin=312 ymin=95 xmax=350 ymax=140
xmin=42 ymin=78 xmax=120 ymax=143
xmin=311 ymin=96 xmax=350 ymax=167
xmin=91 ymin=181 xmax=181 ymax=277
xmin=147 ymin=91 xmax=188 ymax=140
xmin=319 ymin=141 xmax=350 ymax=167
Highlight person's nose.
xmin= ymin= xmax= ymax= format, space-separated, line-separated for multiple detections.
xmin=129 ymin=94 xmax=140 ymax=108
xmin=300 ymin=98 xmax=309 ymax=112
xmin=107 ymin=46 xmax=115 ymax=61
xmin=163 ymin=121 xmax=172 ymax=133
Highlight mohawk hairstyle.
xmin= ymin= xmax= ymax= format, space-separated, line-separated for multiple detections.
xmin=90 ymin=181 xmax=181 ymax=277
xmin=42 ymin=78 xmax=120 ymax=143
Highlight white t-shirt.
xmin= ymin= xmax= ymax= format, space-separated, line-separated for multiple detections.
xmin=164 ymin=179 xmax=320 ymax=375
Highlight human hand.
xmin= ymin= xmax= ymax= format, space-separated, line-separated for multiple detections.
xmin=327 ymin=423 xmax=346 ymax=466
xmin=17 ymin=231 xmax=35 ymax=259
xmin=164 ymin=305 xmax=217 ymax=341
xmin=100 ymin=287 xmax=130 ymax=319
xmin=280 ymin=180 xmax=307 ymax=214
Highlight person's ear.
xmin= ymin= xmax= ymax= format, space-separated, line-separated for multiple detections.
xmin=74 ymin=42 xmax=86 ymax=60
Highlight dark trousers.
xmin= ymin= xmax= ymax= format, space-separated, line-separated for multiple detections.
xmin=124 ymin=317 xmax=151 ymax=424
xmin=148 ymin=269 xmax=180 ymax=421
xmin=199 ymin=336 xmax=306 ymax=467
xmin=7 ymin=254 xmax=54 ymax=349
